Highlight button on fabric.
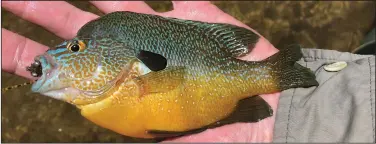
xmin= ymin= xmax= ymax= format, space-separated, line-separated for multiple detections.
xmin=324 ymin=61 xmax=348 ymax=72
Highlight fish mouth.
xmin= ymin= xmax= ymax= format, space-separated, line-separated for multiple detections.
xmin=28 ymin=54 xmax=83 ymax=102
xmin=29 ymin=54 xmax=59 ymax=92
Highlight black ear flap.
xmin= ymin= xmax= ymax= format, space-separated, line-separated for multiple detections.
xmin=137 ymin=50 xmax=167 ymax=71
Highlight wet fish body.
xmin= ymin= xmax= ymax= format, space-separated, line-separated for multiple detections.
xmin=29 ymin=11 xmax=318 ymax=139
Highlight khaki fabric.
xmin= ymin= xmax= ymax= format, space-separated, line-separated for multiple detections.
xmin=273 ymin=48 xmax=375 ymax=143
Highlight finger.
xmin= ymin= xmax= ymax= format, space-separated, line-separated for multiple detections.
xmin=165 ymin=1 xmax=249 ymax=28
xmin=90 ymin=1 xmax=156 ymax=14
xmin=239 ymin=38 xmax=279 ymax=61
xmin=168 ymin=1 xmax=247 ymax=27
xmin=2 ymin=29 xmax=49 ymax=80
xmin=171 ymin=1 xmax=212 ymax=10
xmin=2 ymin=1 xmax=98 ymax=40
xmin=163 ymin=1 xmax=212 ymax=16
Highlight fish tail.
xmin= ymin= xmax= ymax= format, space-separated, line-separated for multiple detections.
xmin=263 ymin=44 xmax=319 ymax=91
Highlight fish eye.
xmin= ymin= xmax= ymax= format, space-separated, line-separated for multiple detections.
xmin=70 ymin=44 xmax=80 ymax=52
xmin=67 ymin=40 xmax=86 ymax=52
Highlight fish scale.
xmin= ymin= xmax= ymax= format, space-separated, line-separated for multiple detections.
xmin=27 ymin=11 xmax=319 ymax=139
xmin=78 ymin=12 xmax=240 ymax=72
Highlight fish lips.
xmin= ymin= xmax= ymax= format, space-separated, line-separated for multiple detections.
xmin=30 ymin=54 xmax=80 ymax=101
xmin=30 ymin=54 xmax=59 ymax=93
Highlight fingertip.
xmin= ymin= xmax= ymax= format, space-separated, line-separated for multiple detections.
xmin=15 ymin=38 xmax=49 ymax=80
xmin=238 ymin=37 xmax=279 ymax=61
xmin=2 ymin=29 xmax=20 ymax=73
xmin=1 ymin=28 xmax=49 ymax=79
xmin=2 ymin=1 xmax=98 ymax=39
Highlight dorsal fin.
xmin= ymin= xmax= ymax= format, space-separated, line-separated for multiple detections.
xmin=165 ymin=17 xmax=260 ymax=57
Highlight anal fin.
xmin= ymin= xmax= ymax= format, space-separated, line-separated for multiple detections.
xmin=147 ymin=95 xmax=273 ymax=139
xmin=213 ymin=95 xmax=273 ymax=126
xmin=148 ymin=128 xmax=206 ymax=139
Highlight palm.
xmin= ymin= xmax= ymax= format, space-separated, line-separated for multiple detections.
xmin=2 ymin=1 xmax=279 ymax=142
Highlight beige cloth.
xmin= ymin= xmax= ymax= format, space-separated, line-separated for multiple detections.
xmin=273 ymin=48 xmax=375 ymax=143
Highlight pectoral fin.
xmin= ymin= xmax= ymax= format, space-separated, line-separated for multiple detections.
xmin=147 ymin=95 xmax=273 ymax=138
xmin=134 ymin=66 xmax=185 ymax=96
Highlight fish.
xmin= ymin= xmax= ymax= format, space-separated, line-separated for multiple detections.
xmin=27 ymin=11 xmax=319 ymax=139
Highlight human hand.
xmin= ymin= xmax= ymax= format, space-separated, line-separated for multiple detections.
xmin=2 ymin=1 xmax=280 ymax=142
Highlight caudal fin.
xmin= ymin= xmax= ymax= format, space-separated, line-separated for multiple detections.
xmin=264 ymin=44 xmax=319 ymax=91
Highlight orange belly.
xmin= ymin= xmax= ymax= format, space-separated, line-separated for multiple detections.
xmin=77 ymin=73 xmax=278 ymax=138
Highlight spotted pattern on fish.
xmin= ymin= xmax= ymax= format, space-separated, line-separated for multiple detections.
xmin=30 ymin=11 xmax=319 ymax=139
xmin=77 ymin=12 xmax=259 ymax=79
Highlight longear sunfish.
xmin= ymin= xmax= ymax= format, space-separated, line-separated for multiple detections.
xmin=27 ymin=11 xmax=319 ymax=139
